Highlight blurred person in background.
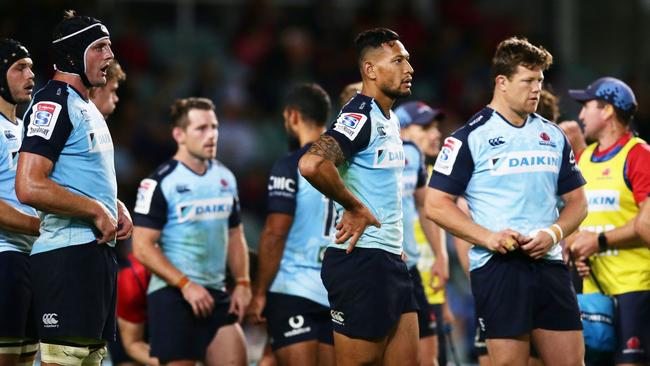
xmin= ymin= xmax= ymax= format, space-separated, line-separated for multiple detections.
xmin=0 ymin=38 xmax=39 ymax=366
xmin=90 ymin=59 xmax=126 ymax=120
xmin=132 ymin=98 xmax=250 ymax=366
xmin=567 ymin=77 xmax=650 ymax=366
xmin=636 ymin=193 xmax=650 ymax=246
xmin=248 ymin=83 xmax=335 ymax=366
xmin=395 ymin=101 xmax=448 ymax=366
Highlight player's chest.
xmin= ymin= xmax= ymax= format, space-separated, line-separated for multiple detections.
xmin=165 ymin=178 xmax=236 ymax=223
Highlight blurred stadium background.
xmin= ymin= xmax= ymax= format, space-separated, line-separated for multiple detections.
xmin=3 ymin=0 xmax=649 ymax=364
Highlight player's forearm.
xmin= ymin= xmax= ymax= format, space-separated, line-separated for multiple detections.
xmin=227 ymin=225 xmax=250 ymax=281
xmin=132 ymin=227 xmax=186 ymax=287
xmin=425 ymin=189 xmax=492 ymax=249
xmin=0 ymin=200 xmax=39 ymax=235
xmin=254 ymin=230 xmax=286 ymax=297
xmin=556 ymin=188 xmax=588 ymax=239
xmin=299 ymin=154 xmax=362 ymax=210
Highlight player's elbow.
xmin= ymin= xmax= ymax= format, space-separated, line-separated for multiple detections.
xmin=298 ymin=154 xmax=322 ymax=181
xmin=424 ymin=189 xmax=446 ymax=223
xmin=15 ymin=176 xmax=36 ymax=206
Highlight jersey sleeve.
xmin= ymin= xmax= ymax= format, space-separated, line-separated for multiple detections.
xmin=625 ymin=143 xmax=650 ymax=204
xmin=133 ymin=177 xmax=168 ymax=229
xmin=20 ymin=100 xmax=73 ymax=162
xmin=557 ymin=134 xmax=586 ymax=195
xmin=428 ymin=128 xmax=474 ymax=196
xmin=323 ymin=97 xmax=373 ymax=159
xmin=266 ymin=155 xmax=299 ymax=215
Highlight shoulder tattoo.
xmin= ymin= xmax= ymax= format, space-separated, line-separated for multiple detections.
xmin=307 ymin=135 xmax=345 ymax=166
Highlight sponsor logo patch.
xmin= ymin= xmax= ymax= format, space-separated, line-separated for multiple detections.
xmin=488 ymin=136 xmax=505 ymax=147
xmin=27 ymin=102 xmax=62 ymax=140
xmin=3 ymin=129 xmax=16 ymax=140
xmin=373 ymin=145 xmax=405 ymax=168
xmin=268 ymin=175 xmax=296 ymax=194
xmin=42 ymin=313 xmax=59 ymax=328
xmin=489 ymin=150 xmax=560 ymax=176
xmin=134 ymin=179 xmax=158 ymax=215
xmin=538 ymin=132 xmax=556 ymax=147
xmin=330 ymin=310 xmax=345 ymax=325
xmin=433 ymin=137 xmax=462 ymax=175
xmin=586 ymin=190 xmax=620 ymax=212
xmin=177 ymin=197 xmax=233 ymax=223
xmin=333 ymin=113 xmax=368 ymax=141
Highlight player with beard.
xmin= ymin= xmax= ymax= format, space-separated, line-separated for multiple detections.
xmin=299 ymin=28 xmax=418 ymax=366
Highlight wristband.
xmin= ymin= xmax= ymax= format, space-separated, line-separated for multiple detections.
xmin=539 ymin=228 xmax=558 ymax=244
xmin=550 ymin=224 xmax=564 ymax=241
xmin=598 ymin=232 xmax=608 ymax=252
xmin=177 ymin=275 xmax=191 ymax=290
xmin=236 ymin=277 xmax=251 ymax=287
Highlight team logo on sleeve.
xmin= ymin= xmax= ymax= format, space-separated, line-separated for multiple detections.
xmin=333 ymin=113 xmax=368 ymax=141
xmin=134 ymin=179 xmax=158 ymax=215
xmin=433 ymin=137 xmax=462 ymax=175
xmin=27 ymin=102 xmax=62 ymax=140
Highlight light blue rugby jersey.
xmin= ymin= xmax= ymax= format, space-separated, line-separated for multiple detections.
xmin=324 ymin=93 xmax=405 ymax=255
xmin=0 ymin=114 xmax=37 ymax=253
xmin=401 ymin=141 xmax=428 ymax=268
xmin=428 ymin=107 xmax=585 ymax=270
xmin=133 ymin=159 xmax=241 ymax=294
xmin=21 ymin=80 xmax=118 ymax=254
xmin=266 ymin=143 xmax=332 ymax=307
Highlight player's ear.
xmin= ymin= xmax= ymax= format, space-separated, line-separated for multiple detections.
xmin=495 ymin=75 xmax=508 ymax=92
xmin=363 ymin=60 xmax=376 ymax=80
xmin=172 ymin=126 xmax=185 ymax=144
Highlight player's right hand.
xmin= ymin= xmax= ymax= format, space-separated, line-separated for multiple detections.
xmin=335 ymin=204 xmax=381 ymax=253
xmin=93 ymin=201 xmax=118 ymax=244
xmin=246 ymin=294 xmax=267 ymax=324
xmin=181 ymin=282 xmax=215 ymax=318
xmin=484 ymin=229 xmax=529 ymax=254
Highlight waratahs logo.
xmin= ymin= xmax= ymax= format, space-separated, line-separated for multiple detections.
xmin=177 ymin=197 xmax=233 ymax=223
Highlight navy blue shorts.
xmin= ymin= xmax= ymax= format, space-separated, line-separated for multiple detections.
xmin=613 ymin=290 xmax=650 ymax=364
xmin=320 ymin=247 xmax=418 ymax=339
xmin=0 ymin=251 xmax=36 ymax=340
xmin=470 ymin=252 xmax=581 ymax=339
xmin=30 ymin=242 xmax=117 ymax=342
xmin=408 ymin=267 xmax=437 ymax=338
xmin=264 ymin=292 xmax=333 ymax=351
xmin=148 ymin=286 xmax=236 ymax=363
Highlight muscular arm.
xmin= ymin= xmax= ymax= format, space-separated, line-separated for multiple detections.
xmin=557 ymin=186 xmax=588 ymax=238
xmin=118 ymin=318 xmax=159 ymax=366
xmin=0 ymin=200 xmax=39 ymax=235
xmin=227 ymin=224 xmax=251 ymax=321
xmin=415 ymin=187 xmax=448 ymax=289
xmin=132 ymin=226 xmax=181 ymax=286
xmin=15 ymin=152 xmax=116 ymax=243
xmin=253 ymin=213 xmax=293 ymax=297
xmin=298 ymin=135 xmax=361 ymax=211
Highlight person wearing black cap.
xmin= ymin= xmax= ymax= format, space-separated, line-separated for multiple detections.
xmin=0 ymin=37 xmax=40 ymax=366
xmin=567 ymin=77 xmax=650 ymax=366
xmin=15 ymin=10 xmax=132 ymax=366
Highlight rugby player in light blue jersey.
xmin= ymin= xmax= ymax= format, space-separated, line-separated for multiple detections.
xmin=16 ymin=11 xmax=132 ymax=366
xmin=426 ymin=37 xmax=588 ymax=366
xmin=299 ymin=28 xmax=418 ymax=366
xmin=248 ymin=83 xmax=335 ymax=366
xmin=132 ymin=98 xmax=250 ymax=366
xmin=0 ymin=38 xmax=39 ymax=366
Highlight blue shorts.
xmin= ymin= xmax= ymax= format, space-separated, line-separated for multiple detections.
xmin=613 ymin=290 xmax=650 ymax=364
xmin=264 ymin=292 xmax=333 ymax=351
xmin=30 ymin=242 xmax=117 ymax=342
xmin=148 ymin=286 xmax=236 ymax=363
xmin=0 ymin=251 xmax=36 ymax=341
xmin=408 ymin=267 xmax=437 ymax=338
xmin=320 ymin=247 xmax=418 ymax=339
xmin=470 ymin=252 xmax=581 ymax=339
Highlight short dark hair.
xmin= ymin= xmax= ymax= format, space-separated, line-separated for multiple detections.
xmin=594 ymin=99 xmax=634 ymax=125
xmin=170 ymin=97 xmax=215 ymax=128
xmin=537 ymin=89 xmax=560 ymax=122
xmin=354 ymin=28 xmax=400 ymax=65
xmin=284 ymin=83 xmax=331 ymax=127
xmin=491 ymin=37 xmax=553 ymax=82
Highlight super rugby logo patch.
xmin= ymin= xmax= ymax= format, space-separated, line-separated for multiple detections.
xmin=27 ymin=102 xmax=62 ymax=140
xmin=433 ymin=137 xmax=462 ymax=176
xmin=134 ymin=179 xmax=158 ymax=215
xmin=333 ymin=113 xmax=368 ymax=141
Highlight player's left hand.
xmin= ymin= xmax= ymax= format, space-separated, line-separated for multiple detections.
xmin=116 ymin=200 xmax=133 ymax=240
xmin=569 ymin=231 xmax=599 ymax=258
xmin=335 ymin=203 xmax=381 ymax=253
xmin=229 ymin=284 xmax=252 ymax=323
xmin=521 ymin=230 xmax=555 ymax=259
xmin=430 ymin=257 xmax=449 ymax=292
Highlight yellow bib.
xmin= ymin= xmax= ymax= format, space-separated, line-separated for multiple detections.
xmin=415 ymin=165 xmax=446 ymax=304
xmin=578 ymin=137 xmax=650 ymax=295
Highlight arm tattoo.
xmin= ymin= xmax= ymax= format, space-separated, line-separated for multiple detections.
xmin=308 ymin=135 xmax=345 ymax=166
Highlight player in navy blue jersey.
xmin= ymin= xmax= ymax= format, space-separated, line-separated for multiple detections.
xmin=16 ymin=10 xmax=133 ymax=366
xmin=299 ymin=28 xmax=418 ymax=366
xmin=0 ymin=38 xmax=40 ymax=366
xmin=248 ymin=83 xmax=335 ymax=366
xmin=426 ymin=37 xmax=587 ymax=366
xmin=132 ymin=97 xmax=250 ymax=366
